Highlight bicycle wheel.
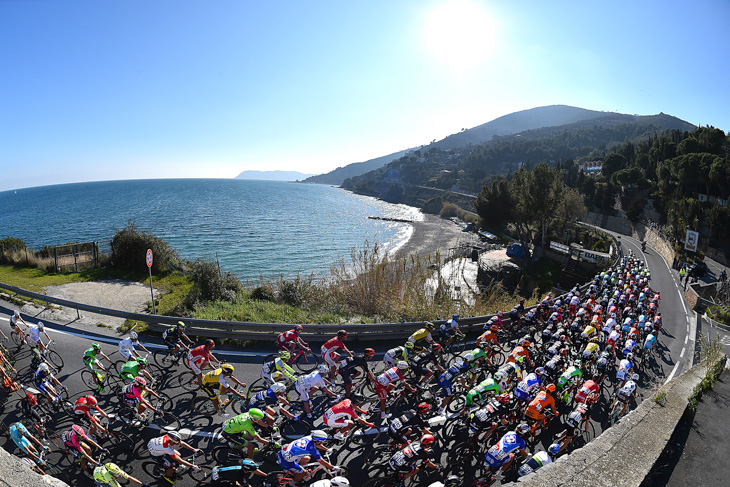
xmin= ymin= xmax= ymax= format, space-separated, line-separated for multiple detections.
xmin=81 ymin=370 xmax=101 ymax=390
xmin=152 ymin=411 xmax=181 ymax=431
xmin=212 ymin=446 xmax=244 ymax=464
xmin=449 ymin=336 xmax=467 ymax=356
xmin=103 ymin=429 xmax=135 ymax=453
xmin=154 ymin=391 xmax=175 ymax=412
xmin=145 ymin=363 xmax=166 ymax=387
xmin=365 ymin=445 xmax=394 ymax=466
xmin=153 ymin=349 xmax=176 ymax=368
xmin=45 ymin=350 xmax=64 ymax=370
xmin=246 ymin=378 xmax=268 ymax=400
xmin=349 ymin=423 xmax=381 ymax=447
xmin=280 ymin=418 xmax=311 ymax=441
xmin=446 ymin=394 xmax=466 ymax=414
xmin=10 ymin=331 xmax=24 ymax=347
xmin=292 ymin=350 xmax=320 ymax=373
xmin=175 ymin=371 xmax=201 ymax=392
xmin=313 ymin=465 xmax=349 ymax=481
xmin=192 ymin=396 xmax=217 ymax=416
xmin=190 ymin=465 xmax=213 ymax=484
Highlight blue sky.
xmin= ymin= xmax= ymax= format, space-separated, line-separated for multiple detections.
xmin=2 ymin=0 xmax=729 ymax=192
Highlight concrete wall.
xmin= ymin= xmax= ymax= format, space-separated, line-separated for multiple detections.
xmin=510 ymin=362 xmax=709 ymax=487
xmin=0 ymin=446 xmax=69 ymax=487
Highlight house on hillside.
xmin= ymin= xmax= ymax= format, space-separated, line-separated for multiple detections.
xmin=579 ymin=161 xmax=602 ymax=175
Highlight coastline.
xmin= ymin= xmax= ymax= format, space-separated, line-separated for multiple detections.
xmin=395 ymin=213 xmax=478 ymax=259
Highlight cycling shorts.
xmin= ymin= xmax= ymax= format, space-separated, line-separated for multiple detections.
xmin=164 ymin=337 xmax=181 ymax=349
xmin=29 ymin=335 xmax=41 ymax=345
xmin=186 ymin=355 xmax=203 ymax=375
xmin=202 ymin=382 xmax=221 ymax=399
xmin=13 ymin=436 xmax=32 ymax=454
xmin=338 ymin=366 xmax=355 ymax=385
xmin=375 ymin=382 xmax=390 ymax=401
xmin=383 ymin=354 xmax=399 ymax=369
xmin=387 ymin=425 xmax=409 ymax=445
xmin=322 ymin=350 xmax=339 ymax=367
xmin=277 ymin=451 xmax=304 ymax=474
xmin=276 ymin=341 xmax=295 ymax=352
xmin=119 ymin=347 xmax=134 ymax=361
xmin=484 ymin=451 xmax=514 ymax=468
xmin=438 ymin=376 xmax=454 ymax=397
xmin=34 ymin=379 xmax=51 ymax=394
xmin=388 ymin=460 xmax=416 ymax=475
xmin=295 ymin=382 xmax=312 ymax=402
xmin=439 ymin=328 xmax=453 ymax=340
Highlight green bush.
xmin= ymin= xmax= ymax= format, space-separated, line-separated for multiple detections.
xmin=422 ymin=197 xmax=444 ymax=215
xmin=110 ymin=222 xmax=181 ymax=273
xmin=439 ymin=202 xmax=460 ymax=219
xmin=183 ymin=259 xmax=241 ymax=309
xmin=251 ymin=285 xmax=276 ymax=302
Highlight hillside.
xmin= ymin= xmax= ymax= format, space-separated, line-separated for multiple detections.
xmin=302 ymin=148 xmax=413 ymax=185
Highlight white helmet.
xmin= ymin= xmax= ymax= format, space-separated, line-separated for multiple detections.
xmin=271 ymin=382 xmax=287 ymax=394
xmin=318 ymin=364 xmax=330 ymax=375
xmin=129 ymin=331 xmax=138 ymax=340
xmin=330 ymin=477 xmax=350 ymax=487
xmin=464 ymin=353 xmax=475 ymax=363
xmin=627 ymin=352 xmax=634 ymax=360
xmin=39 ymin=363 xmax=50 ymax=373
xmin=37 ymin=322 xmax=44 ymax=331
xmin=397 ymin=360 xmax=409 ymax=370
xmin=14 ymin=310 xmax=20 ymax=317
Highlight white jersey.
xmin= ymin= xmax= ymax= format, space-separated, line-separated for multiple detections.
xmin=119 ymin=337 xmax=134 ymax=352
xmin=296 ymin=371 xmax=325 ymax=391
xmin=29 ymin=325 xmax=41 ymax=341
xmin=147 ymin=436 xmax=176 ymax=456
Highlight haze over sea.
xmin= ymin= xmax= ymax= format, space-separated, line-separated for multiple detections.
xmin=0 ymin=179 xmax=421 ymax=281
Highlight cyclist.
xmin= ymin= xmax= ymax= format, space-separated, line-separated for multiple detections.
xmin=277 ymin=431 xmax=341 ymax=485
xmin=384 ymin=344 xmax=410 ymax=369
xmin=10 ymin=309 xmax=28 ymax=337
xmin=276 ymin=324 xmax=310 ymax=355
xmin=119 ymin=376 xmax=165 ymax=422
xmin=484 ymin=312 xmax=504 ymax=331
xmin=74 ymin=394 xmax=111 ymax=439
xmin=408 ymin=343 xmax=445 ymax=384
xmin=9 ymin=421 xmax=48 ymax=465
xmin=476 ymin=324 xmax=503 ymax=360
xmin=33 ymin=362 xmax=66 ymax=405
xmin=261 ymin=351 xmax=298 ymax=386
xmin=611 ymin=373 xmax=639 ymax=420
xmin=513 ymin=369 xmax=544 ymax=404
xmin=643 ymin=332 xmax=657 ymax=359
xmin=247 ymin=382 xmax=298 ymax=420
xmin=324 ymin=395 xmax=375 ymax=441
xmin=20 ymin=392 xmax=45 ymax=426
xmin=222 ymin=408 xmax=277 ymax=459
xmin=574 ymin=380 xmax=600 ymax=405
xmin=210 ymin=458 xmax=267 ymax=487
xmin=147 ymin=431 xmax=203 ymax=484
xmin=321 ymin=330 xmax=354 ymax=381
xmin=119 ymin=356 xmax=156 ymax=385
xmin=524 ymin=384 xmax=557 ymax=429
xmin=82 ymin=343 xmax=113 ymax=393
xmin=374 ymin=361 xmax=416 ymax=420
xmin=93 ymin=462 xmax=148 ymax=487
xmin=62 ymin=424 xmax=108 ymax=474
xmin=506 ymin=340 xmax=534 ymax=368
xmin=465 ymin=377 xmax=501 ymax=411
xmin=186 ymin=339 xmax=220 ymax=385
xmin=494 ymin=359 xmax=523 ymax=393
xmin=439 ymin=314 xmax=463 ymax=348
xmin=162 ymin=321 xmax=194 ymax=356
xmin=517 ymin=444 xmax=561 ymax=478
xmin=338 ymin=348 xmax=377 ymax=398
xmin=436 ymin=354 xmax=478 ymax=415
xmin=468 ymin=393 xmax=514 ymax=441
xmin=118 ymin=331 xmax=151 ymax=360
xmin=294 ymin=365 xmax=339 ymax=419
xmin=407 ymin=322 xmax=436 ymax=352
xmin=483 ymin=424 xmax=530 ymax=480
xmin=387 ymin=403 xmax=434 ymax=447
xmin=387 ymin=434 xmax=440 ymax=480
xmin=28 ymin=321 xmax=51 ymax=353
xmin=582 ymin=338 xmax=601 ymax=366
xmin=202 ymin=364 xmax=247 ymax=418
xmin=616 ymin=354 xmax=635 ymax=387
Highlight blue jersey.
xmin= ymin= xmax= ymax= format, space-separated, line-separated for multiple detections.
xmin=484 ymin=432 xmax=526 ymax=467
xmin=644 ymin=335 xmax=656 ymax=351
xmin=33 ymin=368 xmax=51 ymax=383
xmin=441 ymin=362 xmax=468 ymax=382
xmin=250 ymin=388 xmax=277 ymax=406
xmin=281 ymin=437 xmax=321 ymax=464
xmin=623 ymin=339 xmax=636 ymax=357
xmin=514 ymin=373 xmax=541 ymax=401
xmin=9 ymin=423 xmax=29 ymax=444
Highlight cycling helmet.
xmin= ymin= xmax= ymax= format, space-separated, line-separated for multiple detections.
xmin=535 ymin=367 xmax=545 ymax=376
xmin=26 ymin=393 xmax=37 ymax=406
xmin=136 ymin=357 xmax=148 ymax=366
xmin=221 ymin=363 xmax=235 ymax=373
xmin=632 ymin=373 xmax=640 ymax=381
xmin=626 ymin=353 xmax=634 ymax=360
xmin=425 ymin=322 xmax=435 ymax=330
xmin=497 ymin=311 xmax=504 ymax=317
xmin=129 ymin=331 xmax=139 ymax=340
xmin=271 ymin=382 xmax=287 ymax=394
xmin=240 ymin=459 xmax=259 ymax=471
xmin=516 ymin=423 xmax=530 ymax=434
xmin=72 ymin=425 xmax=85 ymax=436
xmin=548 ymin=443 xmax=561 ymax=456
xmin=166 ymin=431 xmax=182 ymax=443
xmin=294 ymin=324 xmax=304 ymax=332
xmin=560 ymin=349 xmax=568 ymax=357
xmin=351 ymin=393 xmax=365 ymax=404
xmin=85 ymin=395 xmax=98 ymax=406
xmin=337 ymin=330 xmax=348 ymax=338
xmin=106 ymin=463 xmax=123 ymax=476
xmin=248 ymin=408 xmax=265 ymax=420
xmin=364 ymin=348 xmax=375 ymax=357
xmin=496 ymin=393 xmax=511 ymax=404
xmin=464 ymin=353 xmax=475 ymax=363
xmin=177 ymin=321 xmax=186 ymax=329
xmin=318 ymin=364 xmax=330 ymax=375
xmin=514 ymin=355 xmax=525 ymax=364
xmin=92 ymin=343 xmax=102 ymax=352
xmin=432 ymin=343 xmax=442 ymax=353
xmin=330 ymin=477 xmax=350 ymax=487
xmin=546 ymin=383 xmax=556 ymax=394
xmin=397 ymin=360 xmax=409 ymax=370
xmin=37 ymin=322 xmax=44 ymax=331
xmin=279 ymin=350 xmax=291 ymax=361
xmin=559 ymin=335 xmax=567 ymax=342
xmin=205 ymin=339 xmax=215 ymax=347
xmin=491 ymin=324 xmax=499 ymax=332
xmin=13 ymin=310 xmax=20 ymax=317
xmin=38 ymin=363 xmax=50 ymax=373
xmin=452 ymin=314 xmax=459 ymax=321
xmin=522 ymin=339 xmax=531 ymax=347
xmin=420 ymin=434 xmax=436 ymax=446
xmin=574 ymin=359 xmax=582 ymax=367
xmin=134 ymin=376 xmax=148 ymax=387
xmin=310 ymin=430 xmax=329 ymax=442
xmin=417 ymin=402 xmax=431 ymax=414
xmin=404 ymin=341 xmax=414 ymax=351
xmin=615 ymin=324 xmax=621 ymax=331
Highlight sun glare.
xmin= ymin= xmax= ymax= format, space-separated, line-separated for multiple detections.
xmin=423 ymin=0 xmax=496 ymax=76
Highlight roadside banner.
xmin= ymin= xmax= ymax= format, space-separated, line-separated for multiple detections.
xmin=684 ymin=230 xmax=699 ymax=252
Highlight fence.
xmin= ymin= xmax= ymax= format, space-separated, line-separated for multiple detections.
xmin=54 ymin=242 xmax=99 ymax=273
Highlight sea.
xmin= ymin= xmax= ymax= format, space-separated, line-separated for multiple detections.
xmin=0 ymin=179 xmax=422 ymax=282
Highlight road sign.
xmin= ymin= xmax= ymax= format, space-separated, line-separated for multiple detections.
xmin=685 ymin=230 xmax=699 ymax=252
xmin=146 ymin=249 xmax=153 ymax=268
xmin=146 ymin=249 xmax=156 ymax=314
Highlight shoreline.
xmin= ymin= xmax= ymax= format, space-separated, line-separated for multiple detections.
xmin=395 ymin=213 xmax=478 ymax=259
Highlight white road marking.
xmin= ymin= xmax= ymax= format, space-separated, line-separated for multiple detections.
xmin=680 ymin=348 xmax=685 ymax=358
xmin=665 ymin=361 xmax=682 ymax=384
xmin=684 ymin=335 xmax=689 ymax=344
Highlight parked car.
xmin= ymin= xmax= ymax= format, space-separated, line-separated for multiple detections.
xmin=688 ymin=262 xmax=708 ymax=277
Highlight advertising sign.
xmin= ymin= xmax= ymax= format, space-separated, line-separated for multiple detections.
xmin=685 ymin=230 xmax=699 ymax=252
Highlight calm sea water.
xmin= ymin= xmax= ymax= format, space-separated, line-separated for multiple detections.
xmin=0 ymin=179 xmax=421 ymax=281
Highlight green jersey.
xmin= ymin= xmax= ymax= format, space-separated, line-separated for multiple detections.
xmin=223 ymin=413 xmax=256 ymax=436
xmin=83 ymin=347 xmax=97 ymax=364
xmin=466 ymin=378 xmax=500 ymax=406
xmin=120 ymin=360 xmax=140 ymax=379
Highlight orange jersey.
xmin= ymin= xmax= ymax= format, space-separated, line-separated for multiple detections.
xmin=525 ymin=391 xmax=556 ymax=420
xmin=507 ymin=346 xmax=530 ymax=362
xmin=476 ymin=331 xmax=499 ymax=348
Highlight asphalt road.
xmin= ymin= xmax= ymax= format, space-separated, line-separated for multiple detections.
xmin=0 ymin=232 xmax=702 ymax=487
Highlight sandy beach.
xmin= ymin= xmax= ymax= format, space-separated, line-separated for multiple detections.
xmin=396 ymin=213 xmax=479 ymax=259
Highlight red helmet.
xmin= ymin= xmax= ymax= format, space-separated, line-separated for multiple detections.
xmin=420 ymin=434 xmax=436 ymax=446
xmin=26 ymin=393 xmax=38 ymax=406
xmin=496 ymin=393 xmax=511 ymax=404
xmin=417 ymin=403 xmax=431 ymax=414
xmin=491 ymin=324 xmax=499 ymax=332
xmin=560 ymin=348 xmax=568 ymax=356
xmin=364 ymin=348 xmax=375 ymax=357
xmin=134 ymin=376 xmax=148 ymax=387
xmin=294 ymin=325 xmax=303 ymax=332
xmin=432 ymin=343 xmax=442 ymax=353
xmin=85 ymin=395 xmax=98 ymax=406
xmin=205 ymin=339 xmax=215 ymax=348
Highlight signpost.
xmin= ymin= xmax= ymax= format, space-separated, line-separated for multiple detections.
xmin=146 ymin=249 xmax=156 ymax=315
xmin=684 ymin=230 xmax=699 ymax=253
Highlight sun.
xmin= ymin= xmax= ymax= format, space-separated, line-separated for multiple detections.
xmin=422 ymin=0 xmax=496 ymax=75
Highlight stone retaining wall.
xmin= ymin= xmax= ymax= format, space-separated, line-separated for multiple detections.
xmin=510 ymin=363 xmax=709 ymax=487
xmin=0 ymin=447 xmax=69 ymax=487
